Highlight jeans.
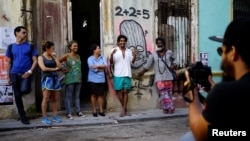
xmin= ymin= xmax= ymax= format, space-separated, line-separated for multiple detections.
xmin=65 ymin=83 xmax=81 ymax=114
xmin=180 ymin=131 xmax=196 ymax=141
xmin=10 ymin=73 xmax=31 ymax=117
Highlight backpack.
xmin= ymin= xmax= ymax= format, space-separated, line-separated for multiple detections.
xmin=7 ymin=43 xmax=35 ymax=65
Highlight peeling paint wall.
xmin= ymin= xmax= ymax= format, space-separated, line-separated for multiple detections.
xmin=100 ymin=0 xmax=199 ymax=112
xmin=101 ymin=0 xmax=162 ymax=112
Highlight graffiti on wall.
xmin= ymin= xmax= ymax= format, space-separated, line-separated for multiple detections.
xmin=113 ymin=0 xmax=155 ymax=99
xmin=120 ymin=20 xmax=149 ymax=68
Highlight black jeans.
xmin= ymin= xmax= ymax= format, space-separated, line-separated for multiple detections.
xmin=10 ymin=73 xmax=31 ymax=117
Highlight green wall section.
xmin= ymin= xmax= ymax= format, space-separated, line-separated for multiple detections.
xmin=199 ymin=0 xmax=231 ymax=82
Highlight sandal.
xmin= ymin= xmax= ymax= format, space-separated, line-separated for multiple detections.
xmin=119 ymin=112 xmax=125 ymax=117
xmin=125 ymin=112 xmax=132 ymax=116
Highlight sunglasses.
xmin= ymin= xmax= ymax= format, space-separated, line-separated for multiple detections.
xmin=217 ymin=47 xmax=222 ymax=56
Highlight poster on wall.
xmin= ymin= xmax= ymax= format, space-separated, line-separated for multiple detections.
xmin=0 ymin=54 xmax=12 ymax=105
xmin=0 ymin=54 xmax=8 ymax=85
xmin=0 ymin=27 xmax=15 ymax=49
xmin=200 ymin=52 xmax=208 ymax=66
xmin=0 ymin=85 xmax=13 ymax=105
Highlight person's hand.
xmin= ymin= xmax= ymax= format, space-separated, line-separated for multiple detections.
xmin=22 ymin=72 xmax=32 ymax=79
xmin=7 ymin=77 xmax=11 ymax=85
xmin=61 ymin=68 xmax=69 ymax=73
xmin=91 ymin=65 xmax=98 ymax=69
xmin=132 ymin=49 xmax=138 ymax=57
xmin=137 ymin=71 xmax=143 ymax=77
xmin=52 ymin=52 xmax=57 ymax=58
xmin=108 ymin=72 xmax=113 ymax=79
xmin=170 ymin=64 xmax=176 ymax=70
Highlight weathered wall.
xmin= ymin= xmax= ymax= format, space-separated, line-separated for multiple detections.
xmin=101 ymin=0 xmax=166 ymax=112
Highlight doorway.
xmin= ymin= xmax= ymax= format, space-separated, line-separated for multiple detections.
xmin=71 ymin=0 xmax=100 ymax=110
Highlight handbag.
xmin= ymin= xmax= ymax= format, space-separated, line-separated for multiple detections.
xmin=158 ymin=53 xmax=177 ymax=80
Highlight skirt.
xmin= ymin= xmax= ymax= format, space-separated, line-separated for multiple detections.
xmin=88 ymin=82 xmax=105 ymax=96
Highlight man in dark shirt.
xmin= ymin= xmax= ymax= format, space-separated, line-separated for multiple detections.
xmin=181 ymin=16 xmax=250 ymax=141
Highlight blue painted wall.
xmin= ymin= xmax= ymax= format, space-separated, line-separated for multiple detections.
xmin=199 ymin=0 xmax=231 ymax=82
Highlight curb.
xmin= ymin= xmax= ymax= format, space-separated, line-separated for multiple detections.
xmin=0 ymin=108 xmax=188 ymax=132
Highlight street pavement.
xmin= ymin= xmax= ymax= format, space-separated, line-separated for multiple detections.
xmin=0 ymin=108 xmax=188 ymax=131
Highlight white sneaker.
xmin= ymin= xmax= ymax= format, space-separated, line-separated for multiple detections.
xmin=66 ymin=114 xmax=73 ymax=120
xmin=76 ymin=112 xmax=86 ymax=118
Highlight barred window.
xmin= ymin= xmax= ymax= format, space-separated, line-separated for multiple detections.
xmin=233 ymin=0 xmax=250 ymax=19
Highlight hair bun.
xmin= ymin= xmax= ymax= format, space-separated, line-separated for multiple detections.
xmin=41 ymin=40 xmax=47 ymax=46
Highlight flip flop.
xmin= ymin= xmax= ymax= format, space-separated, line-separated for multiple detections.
xmin=119 ymin=112 xmax=125 ymax=117
xmin=125 ymin=112 xmax=132 ymax=116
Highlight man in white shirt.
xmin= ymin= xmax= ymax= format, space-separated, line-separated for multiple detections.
xmin=109 ymin=35 xmax=136 ymax=117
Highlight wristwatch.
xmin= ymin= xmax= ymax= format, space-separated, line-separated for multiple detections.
xmin=27 ymin=70 xmax=32 ymax=74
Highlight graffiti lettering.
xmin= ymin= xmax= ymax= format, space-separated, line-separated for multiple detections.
xmin=115 ymin=6 xmax=150 ymax=19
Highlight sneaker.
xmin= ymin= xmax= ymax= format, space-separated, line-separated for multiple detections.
xmin=42 ymin=117 xmax=52 ymax=125
xmin=76 ymin=112 xmax=86 ymax=118
xmin=52 ymin=115 xmax=62 ymax=123
xmin=66 ymin=114 xmax=74 ymax=120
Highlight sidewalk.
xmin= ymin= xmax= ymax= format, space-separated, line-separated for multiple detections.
xmin=0 ymin=108 xmax=188 ymax=131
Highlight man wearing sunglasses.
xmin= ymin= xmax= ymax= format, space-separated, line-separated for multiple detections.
xmin=181 ymin=16 xmax=250 ymax=141
xmin=5 ymin=26 xmax=38 ymax=124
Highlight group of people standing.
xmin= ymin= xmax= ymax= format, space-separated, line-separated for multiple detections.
xmin=6 ymin=15 xmax=250 ymax=140
xmin=5 ymin=26 xmax=178 ymax=126
xmin=5 ymin=26 xmax=108 ymax=125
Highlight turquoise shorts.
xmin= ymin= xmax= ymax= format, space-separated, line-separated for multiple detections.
xmin=113 ymin=76 xmax=132 ymax=91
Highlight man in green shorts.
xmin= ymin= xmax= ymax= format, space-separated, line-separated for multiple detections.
xmin=109 ymin=35 xmax=137 ymax=117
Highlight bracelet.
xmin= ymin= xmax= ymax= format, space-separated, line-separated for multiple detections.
xmin=27 ymin=70 xmax=32 ymax=74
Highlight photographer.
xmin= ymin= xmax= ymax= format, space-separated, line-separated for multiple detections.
xmin=180 ymin=16 xmax=250 ymax=141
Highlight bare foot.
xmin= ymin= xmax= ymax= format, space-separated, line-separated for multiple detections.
xmin=125 ymin=109 xmax=131 ymax=116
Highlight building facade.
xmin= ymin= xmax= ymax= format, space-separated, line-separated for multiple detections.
xmin=3 ymin=0 xmax=247 ymax=119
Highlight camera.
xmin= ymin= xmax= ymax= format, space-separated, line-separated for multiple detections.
xmin=178 ymin=61 xmax=212 ymax=103
xmin=188 ymin=62 xmax=212 ymax=89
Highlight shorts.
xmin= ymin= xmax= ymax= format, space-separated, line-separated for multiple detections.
xmin=88 ymin=82 xmax=105 ymax=96
xmin=41 ymin=76 xmax=61 ymax=91
xmin=113 ymin=76 xmax=131 ymax=91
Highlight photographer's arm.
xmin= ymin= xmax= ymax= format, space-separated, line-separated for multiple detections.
xmin=187 ymin=86 xmax=210 ymax=141
xmin=208 ymin=75 xmax=216 ymax=88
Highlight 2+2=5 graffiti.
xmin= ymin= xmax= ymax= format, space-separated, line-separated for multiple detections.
xmin=115 ymin=6 xmax=150 ymax=19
